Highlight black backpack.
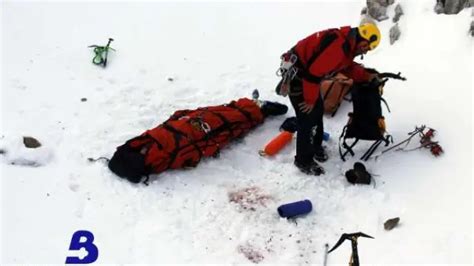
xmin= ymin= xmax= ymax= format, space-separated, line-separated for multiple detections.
xmin=339 ymin=78 xmax=393 ymax=161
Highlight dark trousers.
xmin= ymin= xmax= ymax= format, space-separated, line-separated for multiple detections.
xmin=288 ymin=78 xmax=324 ymax=164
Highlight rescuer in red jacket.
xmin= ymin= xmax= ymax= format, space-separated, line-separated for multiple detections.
xmin=276 ymin=23 xmax=381 ymax=175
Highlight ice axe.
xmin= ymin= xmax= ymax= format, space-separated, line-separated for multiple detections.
xmin=328 ymin=232 xmax=374 ymax=266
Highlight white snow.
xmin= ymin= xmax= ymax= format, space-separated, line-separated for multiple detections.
xmin=1 ymin=0 xmax=472 ymax=264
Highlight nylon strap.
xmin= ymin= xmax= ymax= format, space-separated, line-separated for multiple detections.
xmin=299 ymin=31 xmax=339 ymax=84
xmin=227 ymin=102 xmax=254 ymax=123
xmin=323 ymin=80 xmax=336 ymax=100
xmin=360 ymin=140 xmax=383 ymax=161
xmin=380 ymin=97 xmax=391 ymax=113
xmin=162 ymin=123 xmax=204 ymax=168
xmin=331 ymin=83 xmax=350 ymax=117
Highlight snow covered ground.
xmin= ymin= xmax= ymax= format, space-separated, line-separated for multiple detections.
xmin=1 ymin=0 xmax=472 ymax=264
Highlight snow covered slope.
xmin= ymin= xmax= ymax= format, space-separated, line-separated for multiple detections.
xmin=1 ymin=0 xmax=472 ymax=264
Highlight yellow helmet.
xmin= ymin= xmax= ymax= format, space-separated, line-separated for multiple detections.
xmin=358 ymin=23 xmax=381 ymax=50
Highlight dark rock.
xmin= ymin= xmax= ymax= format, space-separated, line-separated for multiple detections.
xmin=435 ymin=2 xmax=445 ymax=14
xmin=443 ymin=0 xmax=468 ymax=14
xmin=389 ymin=23 xmax=401 ymax=45
xmin=470 ymin=21 xmax=474 ymax=36
xmin=384 ymin=217 xmax=400 ymax=230
xmin=393 ymin=4 xmax=404 ymax=22
xmin=0 ymin=149 xmax=5 ymax=155
xmin=367 ymin=0 xmax=390 ymax=21
xmin=168 ymin=77 xmax=174 ymax=82
xmin=369 ymin=0 xmax=394 ymax=7
xmin=23 ymin=136 xmax=41 ymax=148
xmin=81 ymin=98 xmax=87 ymax=102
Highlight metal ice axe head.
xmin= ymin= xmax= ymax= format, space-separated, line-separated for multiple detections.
xmin=328 ymin=232 xmax=374 ymax=266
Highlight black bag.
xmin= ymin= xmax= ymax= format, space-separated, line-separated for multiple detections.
xmin=344 ymin=80 xmax=385 ymax=140
xmin=345 ymin=162 xmax=372 ymax=185
xmin=339 ymin=79 xmax=392 ymax=161
xmin=279 ymin=117 xmax=298 ymax=133
xmin=108 ymin=140 xmax=149 ymax=183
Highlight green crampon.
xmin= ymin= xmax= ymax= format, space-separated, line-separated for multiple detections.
xmin=88 ymin=38 xmax=115 ymax=67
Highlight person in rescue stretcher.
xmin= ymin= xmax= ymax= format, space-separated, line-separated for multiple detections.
xmin=108 ymin=95 xmax=288 ymax=183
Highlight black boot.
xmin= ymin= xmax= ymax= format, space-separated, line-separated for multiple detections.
xmin=279 ymin=117 xmax=298 ymax=133
xmin=260 ymin=101 xmax=288 ymax=116
xmin=294 ymin=160 xmax=325 ymax=176
xmin=313 ymin=147 xmax=328 ymax=162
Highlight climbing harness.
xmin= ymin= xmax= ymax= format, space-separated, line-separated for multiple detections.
xmin=275 ymin=52 xmax=298 ymax=96
xmin=276 ymin=52 xmax=298 ymax=79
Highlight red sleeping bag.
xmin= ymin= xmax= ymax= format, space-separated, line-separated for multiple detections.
xmin=108 ymin=98 xmax=274 ymax=183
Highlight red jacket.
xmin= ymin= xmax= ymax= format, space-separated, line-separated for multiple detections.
xmin=294 ymin=26 xmax=371 ymax=104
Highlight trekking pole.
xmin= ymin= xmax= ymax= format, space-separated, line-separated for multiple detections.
xmin=323 ymin=243 xmax=329 ymax=266
xmin=373 ymin=125 xmax=425 ymax=160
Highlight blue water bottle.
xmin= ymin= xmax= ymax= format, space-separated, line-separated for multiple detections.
xmin=277 ymin=199 xmax=313 ymax=218
xmin=323 ymin=131 xmax=330 ymax=141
